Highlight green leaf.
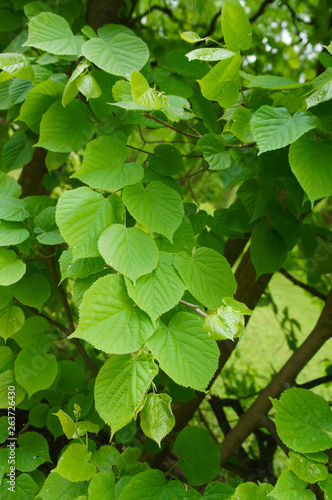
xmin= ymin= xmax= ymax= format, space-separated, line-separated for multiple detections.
xmin=271 ymin=388 xmax=332 ymax=453
xmin=289 ymin=451 xmax=328 ymax=483
xmin=59 ymin=249 xmax=104 ymax=282
xmin=198 ymin=134 xmax=232 ymax=171
xmin=45 ymin=151 xmax=69 ymax=172
xmin=146 ymin=312 xmax=219 ymax=391
xmin=13 ymin=273 xmax=51 ymax=312
xmin=130 ymin=71 xmax=163 ymax=110
xmin=0 ymin=173 xmax=21 ymax=198
xmin=71 ymin=136 xmax=144 ymax=191
xmin=203 ymin=306 xmax=244 ymax=340
xmin=155 ymin=217 xmax=195 ymax=255
xmin=71 ymin=274 xmax=155 ymax=354
xmin=54 ymin=443 xmax=96 ymax=482
xmin=203 ymin=482 xmax=234 ymax=499
xmin=37 ymin=99 xmax=96 ymax=153
xmin=174 ymin=247 xmax=236 ymax=309
xmin=123 ymin=182 xmax=184 ymax=241
xmin=306 ymin=74 xmax=332 ymax=109
xmin=231 ymin=106 xmax=254 ymax=143
xmin=251 ymin=106 xmax=318 ymax=154
xmin=0 ymin=473 xmax=38 ymax=500
xmin=88 ymin=471 xmax=116 ymax=500
xmin=82 ymin=25 xmax=149 ymax=78
xmin=198 ymin=54 xmax=242 ymax=108
xmin=0 ymin=249 xmax=26 ymax=286
xmin=98 ymin=224 xmax=159 ymax=283
xmin=181 ymin=31 xmax=204 ymax=43
xmin=222 ymin=0 xmax=252 ymax=52
xmin=164 ymin=49 xmax=209 ymax=78
xmin=0 ymin=370 xmax=26 ymax=408
xmin=94 ymin=353 xmax=158 ymax=437
xmin=28 ymin=403 xmax=50 ymax=428
xmin=77 ymin=74 xmax=101 ymax=100
xmin=2 ymin=131 xmax=34 ymax=172
xmin=15 ymin=346 xmax=57 ymax=397
xmin=62 ymin=61 xmax=89 ymax=107
xmin=56 ymin=187 xmax=123 ymax=260
xmin=118 ymin=469 xmax=186 ymax=499
xmin=221 ymin=297 xmax=252 ymax=315
xmin=319 ymin=474 xmax=332 ymax=500
xmin=16 ymin=432 xmax=50 ymax=472
xmin=250 ymin=221 xmax=287 ymax=278
xmin=289 ymin=132 xmax=332 ymax=203
xmin=0 ymin=197 xmax=30 ymax=222
xmin=231 ymin=482 xmax=273 ymax=499
xmin=12 ymin=315 xmax=49 ymax=349
xmin=0 ymin=306 xmax=25 ymax=341
xmin=186 ymin=47 xmax=235 ymax=61
xmin=0 ymin=53 xmax=34 ymax=79
xmin=91 ymin=445 xmax=120 ymax=472
xmin=24 ymin=12 xmax=84 ymax=55
xmin=237 ymin=179 xmax=276 ymax=222
xmin=17 ymin=80 xmax=64 ymax=134
xmin=148 ymin=145 xmax=184 ymax=177
xmin=174 ymin=427 xmax=220 ymax=486
xmin=57 ymin=360 xmax=86 ymax=394
xmin=269 ymin=470 xmax=315 ymax=500
xmin=53 ymin=410 xmax=76 ymax=439
xmin=140 ymin=393 xmax=175 ymax=446
xmin=125 ymin=252 xmax=185 ymax=325
xmin=38 ymin=472 xmax=88 ymax=500
xmin=0 ymin=221 xmax=29 ymax=246
xmin=34 ymin=207 xmax=64 ymax=245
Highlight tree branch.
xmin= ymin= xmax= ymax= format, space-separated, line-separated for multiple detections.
xmin=249 ymin=0 xmax=275 ymax=23
xmin=179 ymin=299 xmax=207 ymax=318
xmin=219 ymin=286 xmax=332 ymax=467
xmin=296 ymin=373 xmax=332 ymax=390
xmin=143 ymin=113 xmax=201 ymax=139
xmin=280 ymin=269 xmax=327 ymax=301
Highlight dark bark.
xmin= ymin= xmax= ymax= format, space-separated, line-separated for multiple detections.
xmin=219 ymin=286 xmax=332 ymax=467
xmin=86 ymin=0 xmax=139 ymax=30
xmin=18 ymin=147 xmax=48 ymax=197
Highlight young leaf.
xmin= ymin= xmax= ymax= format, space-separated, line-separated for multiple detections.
xmin=174 ymin=427 xmax=220 ymax=486
xmin=56 ymin=187 xmax=123 ymax=260
xmin=62 ymin=61 xmax=89 ymax=107
xmin=98 ymin=224 xmax=159 ymax=283
xmin=71 ymin=136 xmax=144 ymax=191
xmin=251 ymin=106 xmax=318 ymax=154
xmin=181 ymin=31 xmax=204 ymax=43
xmin=271 ymin=388 xmax=332 ymax=453
xmin=71 ymin=274 xmax=155 ymax=354
xmin=231 ymin=482 xmax=273 ymax=499
xmin=54 ymin=443 xmax=96 ymax=482
xmin=289 ymin=131 xmax=332 ymax=203
xmin=222 ymin=0 xmax=252 ymax=52
xmin=0 ymin=53 xmax=34 ymax=79
xmin=130 ymin=71 xmax=163 ymax=110
xmin=140 ymin=393 xmax=175 ymax=446
xmin=203 ymin=306 xmax=245 ymax=341
xmin=52 ymin=410 xmax=76 ymax=439
xmin=198 ymin=54 xmax=242 ymax=108
xmin=146 ymin=312 xmax=219 ymax=391
xmin=94 ymin=353 xmax=158 ymax=436
xmin=231 ymin=105 xmax=253 ymax=142
xmin=186 ymin=47 xmax=235 ymax=61
xmin=122 ymin=182 xmax=184 ymax=242
xmin=24 ymin=12 xmax=84 ymax=55
xmin=125 ymin=252 xmax=185 ymax=325
xmin=82 ymin=25 xmax=149 ymax=78
xmin=37 ymin=99 xmax=96 ymax=153
xmin=174 ymin=247 xmax=237 ymax=309
xmin=0 ymin=249 xmax=26 ymax=286
xmin=76 ymin=74 xmax=101 ymax=100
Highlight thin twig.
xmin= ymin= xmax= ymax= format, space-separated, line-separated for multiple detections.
xmin=296 ymin=374 xmax=332 ymax=390
xmin=180 ymin=121 xmax=202 ymax=137
xmin=13 ymin=300 xmax=70 ymax=335
xmin=143 ymin=113 xmax=200 ymax=139
xmin=187 ymin=179 xmax=199 ymax=205
xmin=127 ymin=144 xmax=152 ymax=155
xmin=177 ymin=166 xmax=209 ymax=180
xmin=280 ymin=269 xmax=327 ymax=301
xmin=179 ymin=299 xmax=207 ymax=317
xmin=198 ymin=409 xmax=220 ymax=444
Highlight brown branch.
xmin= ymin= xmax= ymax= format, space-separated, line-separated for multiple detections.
xmin=296 ymin=373 xmax=332 ymax=390
xmin=280 ymin=269 xmax=327 ymax=301
xmin=204 ymin=12 xmax=221 ymax=37
xmin=179 ymin=299 xmax=207 ymax=318
xmin=13 ymin=300 xmax=70 ymax=335
xmin=198 ymin=409 xmax=220 ymax=444
xmin=249 ymin=0 xmax=275 ymax=23
xmin=133 ymin=5 xmax=182 ymax=25
xmin=143 ymin=113 xmax=200 ymax=139
xmin=219 ymin=286 xmax=332 ymax=467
